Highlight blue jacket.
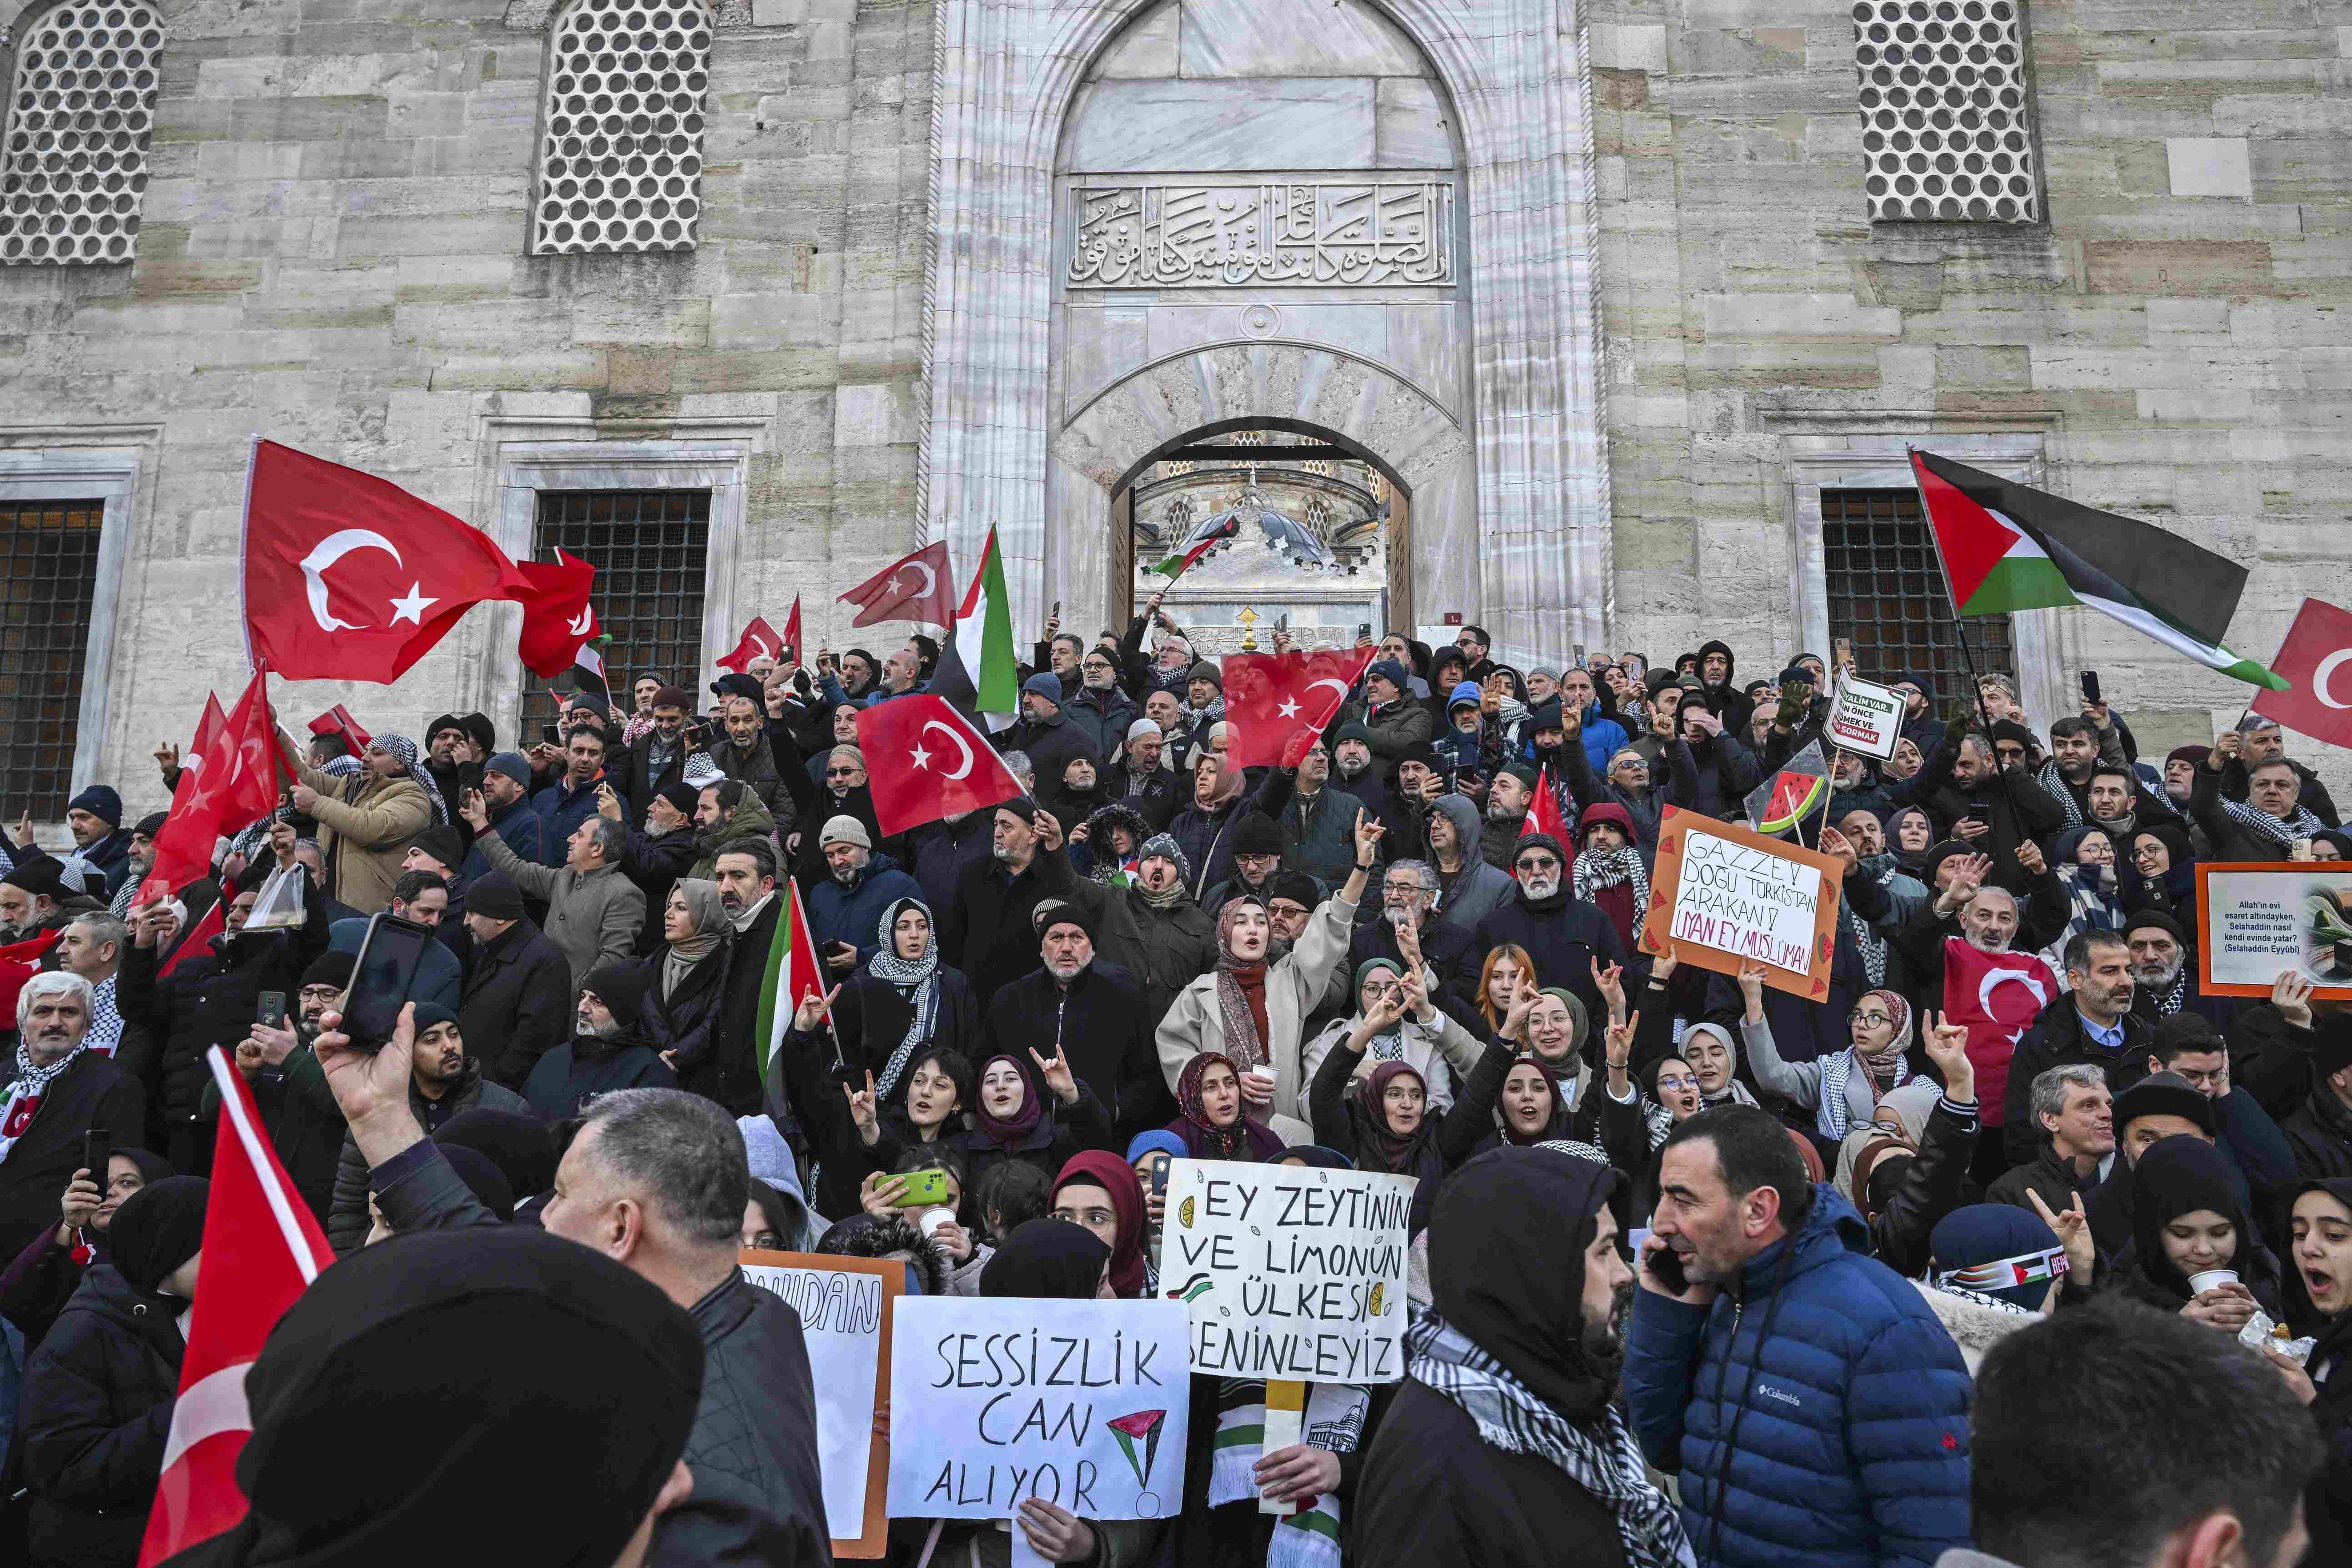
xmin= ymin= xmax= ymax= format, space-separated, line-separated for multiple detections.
xmin=1622 ymin=1185 xmax=1972 ymax=1568
xmin=803 ymin=856 xmax=924 ymax=963
xmin=1529 ymin=699 xmax=1628 ymax=773
xmin=463 ymin=794 xmax=549 ymax=880
xmin=531 ymin=772 xmax=609 ymax=867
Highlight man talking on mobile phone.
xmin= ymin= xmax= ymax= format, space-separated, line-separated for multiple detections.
xmin=1622 ymin=1104 xmax=1972 ymax=1568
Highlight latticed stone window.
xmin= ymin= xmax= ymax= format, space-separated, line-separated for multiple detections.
xmin=0 ymin=0 xmax=162 ymax=265
xmin=532 ymin=0 xmax=710 ymax=255
xmin=1853 ymin=0 xmax=2041 ymax=223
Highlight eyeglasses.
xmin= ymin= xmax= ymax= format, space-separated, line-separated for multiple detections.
xmin=2173 ymin=1065 xmax=2226 ymax=1090
xmin=826 ymin=766 xmax=860 ymax=777
xmin=1656 ymin=1073 xmax=1698 ymax=1094
xmin=1361 ymin=981 xmax=1404 ymax=999
xmin=1083 ymin=660 xmax=1113 ymax=671
xmin=1382 ymin=880 xmax=1427 ymax=896
xmin=1849 ymin=1010 xmax=1896 ymax=1029
xmin=1516 ymin=856 xmax=1560 ymax=872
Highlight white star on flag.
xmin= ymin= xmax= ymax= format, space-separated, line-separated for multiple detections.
xmin=1277 ymin=696 xmax=1301 ymax=718
xmin=910 ymin=742 xmax=932 ymax=770
xmin=388 ymin=582 xmax=438 ymax=625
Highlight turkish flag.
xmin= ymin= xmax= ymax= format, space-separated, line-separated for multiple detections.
xmin=716 ymin=614 xmax=786 ymax=674
xmin=220 ymin=670 xmax=290 ymax=827
xmin=1221 ymin=647 xmax=1379 ymax=768
xmin=137 ymin=1049 xmax=333 ymax=1565
xmin=514 ymin=549 xmax=600 ymax=679
xmin=141 ymin=695 xmax=237 ymax=903
xmin=1521 ymin=761 xmax=1571 ymax=842
xmin=0 ymin=929 xmax=63 ymax=1022
xmin=242 ymin=439 xmax=531 ymax=681
xmin=782 ymin=595 xmax=802 ymax=666
xmin=304 ymin=704 xmax=372 ymax=753
xmin=157 ymin=897 xmax=227 ymax=980
xmin=2252 ymin=597 xmax=2352 ymax=750
xmin=855 ymin=695 xmax=1025 ymax=836
xmin=840 ymin=540 xmax=955 ymax=629
xmin=1941 ymin=939 xmax=2056 ymax=1128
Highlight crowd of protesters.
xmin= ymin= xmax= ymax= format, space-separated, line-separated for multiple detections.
xmin=0 ymin=586 xmax=2347 ymax=1568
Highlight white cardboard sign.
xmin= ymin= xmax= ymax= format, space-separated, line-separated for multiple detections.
xmin=1825 ymin=673 xmax=1906 ymax=761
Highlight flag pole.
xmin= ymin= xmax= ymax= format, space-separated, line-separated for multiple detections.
xmin=1908 ymin=446 xmax=2035 ymax=852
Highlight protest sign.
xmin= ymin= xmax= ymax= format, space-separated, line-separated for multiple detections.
xmin=1157 ymin=1159 xmax=1412 ymax=1382
xmin=886 ymin=1297 xmax=1191 ymax=1520
xmin=2196 ymin=862 xmax=2352 ymax=1000
xmin=1640 ymin=806 xmax=1842 ymax=999
xmin=1825 ymin=673 xmax=1905 ymax=761
xmin=740 ymin=1250 xmax=902 ymax=1558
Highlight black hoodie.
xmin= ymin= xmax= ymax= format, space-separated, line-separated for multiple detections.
xmin=1693 ymin=638 xmax=1755 ymax=734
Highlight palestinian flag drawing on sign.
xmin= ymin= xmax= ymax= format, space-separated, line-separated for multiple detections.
xmin=1108 ymin=1409 xmax=1167 ymax=1488
xmin=1910 ymin=449 xmax=2286 ymax=690
xmin=1744 ymin=740 xmax=1829 ymax=840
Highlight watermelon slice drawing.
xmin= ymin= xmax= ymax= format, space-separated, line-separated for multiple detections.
xmin=1109 ymin=1409 xmax=1167 ymax=1488
xmin=1744 ymin=740 xmax=1829 ymax=837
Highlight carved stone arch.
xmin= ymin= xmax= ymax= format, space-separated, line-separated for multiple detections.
xmin=925 ymin=0 xmax=1608 ymax=665
xmin=1047 ymin=341 xmax=1474 ymax=633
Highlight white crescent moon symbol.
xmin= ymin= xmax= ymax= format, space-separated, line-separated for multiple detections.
xmin=1977 ymin=967 xmax=2050 ymax=1033
xmin=921 ymin=718 xmax=974 ymax=781
xmin=567 ymin=607 xmax=593 ymax=636
xmin=2315 ymin=648 xmax=2352 ymax=710
xmin=298 ymin=529 xmax=403 ymax=634
xmin=750 ymin=632 xmax=771 ymax=659
xmin=902 ymin=561 xmax=936 ymax=600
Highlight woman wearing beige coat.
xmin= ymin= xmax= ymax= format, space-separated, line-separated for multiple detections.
xmin=282 ymin=731 xmax=436 ymax=913
xmin=1153 ymin=810 xmax=1381 ymax=1145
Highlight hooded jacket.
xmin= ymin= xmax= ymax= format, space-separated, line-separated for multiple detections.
xmin=1426 ymin=792 xmax=1516 ymax=937
xmin=1461 ymin=883 xmax=1628 ymax=1037
xmin=1622 ymin=1185 xmax=1973 ymax=1568
xmin=1691 ymin=640 xmax=1756 ymax=736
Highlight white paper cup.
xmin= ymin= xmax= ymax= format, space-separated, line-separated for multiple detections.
xmin=2189 ymin=1268 xmax=2241 ymax=1295
xmin=918 ymin=1206 xmax=957 ymax=1240
xmin=1247 ymin=1066 xmax=1276 ymax=1085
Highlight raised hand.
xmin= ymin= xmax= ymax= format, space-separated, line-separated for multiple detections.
xmin=1922 ymin=1009 xmax=1976 ymax=1101
xmin=1353 ymin=807 xmax=1386 ymax=863
xmin=1032 ymin=810 xmax=1065 ymax=853
xmin=1818 ymin=824 xmax=1859 ymax=876
xmin=1603 ymin=1010 xmax=1638 ymax=1072
xmin=842 ymin=1069 xmax=878 ymax=1139
xmin=1501 ymin=986 xmax=1536 ymax=1042
xmin=459 ymin=789 xmax=490 ymax=831
xmin=1591 ymin=958 xmax=1627 ymax=1023
xmin=594 ymin=781 xmax=623 ymax=822
xmin=1399 ymin=964 xmax=1434 ymax=1023
xmin=1031 ymin=1044 xmax=1080 ymax=1104
xmin=59 ymin=1168 xmax=101 ymax=1235
xmin=2213 ymin=729 xmax=2242 ymax=762
xmin=2015 ymin=839 xmax=2046 ymax=876
xmin=792 ymin=983 xmax=841 ymax=1034
xmin=153 ymin=741 xmax=180 ymax=775
xmin=1735 ymin=958 xmax=1768 ymax=1005
xmin=2025 ymin=1186 xmax=2095 ymax=1289
xmin=2273 ymin=969 xmax=2317 ymax=1030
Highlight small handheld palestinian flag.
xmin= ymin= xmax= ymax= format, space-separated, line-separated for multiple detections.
xmin=1910 ymin=450 xmax=2285 ymax=690
xmin=752 ymin=875 xmax=824 ymax=1093
xmin=1150 ymin=515 xmax=1240 ymax=582
xmin=1744 ymin=740 xmax=1830 ymax=841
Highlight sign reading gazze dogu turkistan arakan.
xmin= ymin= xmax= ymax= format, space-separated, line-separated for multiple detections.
xmin=1158 ymin=1160 xmax=1413 ymax=1381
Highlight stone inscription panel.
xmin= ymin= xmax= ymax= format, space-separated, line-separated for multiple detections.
xmin=1068 ymin=179 xmax=1453 ymax=288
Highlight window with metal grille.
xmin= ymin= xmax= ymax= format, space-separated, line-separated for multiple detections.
xmin=521 ymin=490 xmax=709 ymax=739
xmin=1 ymin=0 xmax=163 ymax=264
xmin=0 ymin=498 xmax=103 ymax=816
xmin=1852 ymin=0 xmax=2041 ymax=223
xmin=531 ymin=0 xmax=710 ymax=254
xmin=1822 ymin=488 xmax=2013 ymax=703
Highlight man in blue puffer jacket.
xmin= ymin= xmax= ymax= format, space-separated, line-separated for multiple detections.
xmin=1623 ymin=1104 xmax=1972 ymax=1568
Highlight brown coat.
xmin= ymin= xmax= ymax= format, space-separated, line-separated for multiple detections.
xmin=288 ymin=751 xmax=433 ymax=913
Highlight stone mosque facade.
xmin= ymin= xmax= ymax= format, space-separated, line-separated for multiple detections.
xmin=2 ymin=0 xmax=2349 ymax=814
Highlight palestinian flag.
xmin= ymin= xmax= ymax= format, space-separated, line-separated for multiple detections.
xmin=752 ymin=875 xmax=824 ymax=1093
xmin=930 ymin=527 xmax=1019 ymax=729
xmin=1911 ymin=450 xmax=2285 ymax=689
xmin=1107 ymin=1409 xmax=1167 ymax=1488
xmin=1150 ymin=515 xmax=1240 ymax=580
xmin=1744 ymin=740 xmax=1830 ymax=841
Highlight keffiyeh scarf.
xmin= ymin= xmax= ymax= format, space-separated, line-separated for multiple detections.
xmin=85 ymin=975 xmax=123 ymax=1056
xmin=2037 ymin=759 xmax=2087 ymax=828
xmin=364 ymin=734 xmax=449 ymax=825
xmin=866 ymin=898 xmax=940 ymax=1098
xmin=1406 ymin=1312 xmax=1694 ymax=1568
xmin=2216 ymin=792 xmax=2326 ymax=852
xmin=1206 ymin=1380 xmax=1372 ymax=1568
xmin=1 ymin=1036 xmax=89 ymax=1157
xmin=1572 ymin=844 xmax=1649 ymax=909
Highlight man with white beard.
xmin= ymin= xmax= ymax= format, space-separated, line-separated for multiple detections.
xmin=1460 ymin=833 xmax=1627 ymax=1034
xmin=1345 ymin=859 xmax=1475 ymax=1024
xmin=2118 ymin=909 xmax=2235 ymax=1031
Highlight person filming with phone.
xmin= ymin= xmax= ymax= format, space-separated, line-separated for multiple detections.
xmin=1622 ymin=1104 xmax=1972 ymax=1568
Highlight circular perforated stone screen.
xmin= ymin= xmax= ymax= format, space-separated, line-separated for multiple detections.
xmin=532 ymin=0 xmax=711 ymax=255
xmin=1853 ymin=0 xmax=2041 ymax=223
xmin=1 ymin=1 xmax=161 ymax=265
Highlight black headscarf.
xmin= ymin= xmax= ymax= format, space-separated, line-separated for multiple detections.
xmin=2128 ymin=1135 xmax=2256 ymax=1304
xmin=156 ymin=1227 xmax=702 ymax=1568
xmin=108 ymin=1175 xmax=209 ymax=1296
xmin=1428 ymin=1147 xmax=1622 ymax=1422
xmin=981 ymin=1220 xmax=1110 ymax=1300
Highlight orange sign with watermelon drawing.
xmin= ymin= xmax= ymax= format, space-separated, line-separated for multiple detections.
xmin=1639 ymin=806 xmax=1845 ymax=999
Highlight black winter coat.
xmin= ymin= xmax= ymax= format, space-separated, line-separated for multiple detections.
xmin=1461 ymin=891 xmax=1628 ymax=1033
xmin=17 ymin=1264 xmax=184 ymax=1568
xmin=1354 ymin=1380 xmax=1630 ymax=1568
xmin=640 ymin=945 xmax=734 ymax=1085
xmin=1909 ymin=725 xmax=2070 ymax=895
xmin=2285 ymin=1085 xmax=2352 ymax=1182
xmin=2001 ymin=999 xmax=2154 ymax=1168
xmin=458 ymin=916 xmax=575 ymax=1090
xmin=981 ymin=961 xmax=1161 ymax=1134
xmin=947 ymin=1084 xmax=1116 ymax=1195
xmin=821 ymin=965 xmax=983 ymax=1095
xmin=1098 ymin=762 xmax=1181 ymax=832
xmin=709 ymin=897 xmax=784 ymax=1120
xmin=1860 ymin=1098 xmax=1977 ymax=1277
xmin=1169 ymin=768 xmax=1297 ymax=905
xmin=520 ymin=1031 xmax=678 ymax=1123
xmin=116 ymin=920 xmax=322 ymax=1170
xmin=1121 ymin=891 xmax=1219 ymax=1027
xmin=939 ymin=845 xmax=1080 ymax=1013
xmin=0 ymin=1052 xmax=146 ymax=1266
xmin=900 ymin=811 xmax=998 ymax=925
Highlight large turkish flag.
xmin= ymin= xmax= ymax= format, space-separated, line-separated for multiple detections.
xmin=242 ymin=440 xmax=530 ymax=681
xmin=514 ymin=548 xmax=600 ymax=679
xmin=1221 ymin=647 xmax=1378 ymax=768
xmin=2251 ymin=597 xmax=2352 ymax=751
xmin=855 ymin=695 xmax=1025 ymax=836
xmin=1941 ymin=939 xmax=2055 ymax=1128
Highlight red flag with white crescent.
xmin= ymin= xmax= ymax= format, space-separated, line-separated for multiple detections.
xmin=137 ymin=1048 xmax=333 ymax=1565
xmin=514 ymin=548 xmax=600 ymax=680
xmin=716 ymin=615 xmax=785 ymax=675
xmin=1220 ymin=647 xmax=1379 ymax=768
xmin=1521 ymin=761 xmax=1571 ymax=843
xmin=2251 ymin=597 xmax=2352 ymax=751
xmin=839 ymin=540 xmax=956 ymax=629
xmin=141 ymin=696 xmax=236 ymax=904
xmin=1940 ymin=938 xmax=2055 ymax=1128
xmin=854 ymin=695 xmax=1025 ymax=836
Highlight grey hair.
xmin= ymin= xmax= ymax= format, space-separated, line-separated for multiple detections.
xmin=1386 ymin=857 xmax=1438 ymax=896
xmin=578 ymin=1089 xmax=750 ymax=1247
xmin=17 ymin=970 xmax=94 ymax=1031
xmin=1001 ymin=750 xmax=1035 ymax=787
xmin=582 ymin=815 xmax=625 ymax=861
xmin=65 ymin=913 xmax=128 ymax=957
xmin=293 ymin=837 xmax=322 ymax=857
xmin=2031 ymin=1062 xmax=2107 ymax=1127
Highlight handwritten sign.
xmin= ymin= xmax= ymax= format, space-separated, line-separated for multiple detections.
xmin=1640 ymin=807 xmax=1843 ymax=999
xmin=740 ymin=1250 xmax=901 ymax=1558
xmin=2197 ymin=863 xmax=2352 ymax=1000
xmin=886 ymin=1297 xmax=1191 ymax=1520
xmin=1156 ymin=1160 xmax=1412 ymax=1382
xmin=1825 ymin=673 xmax=1905 ymax=761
